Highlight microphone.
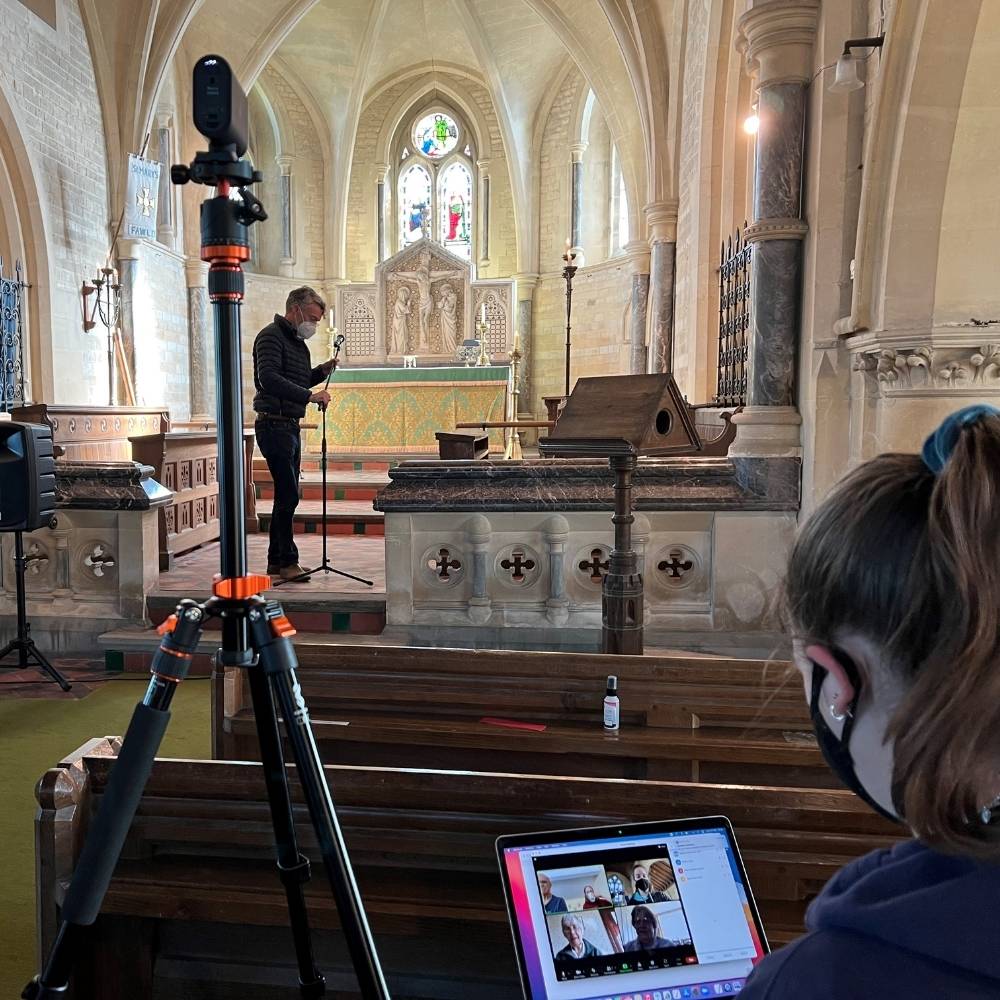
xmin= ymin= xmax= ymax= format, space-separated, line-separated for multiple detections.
xmin=334 ymin=333 xmax=345 ymax=350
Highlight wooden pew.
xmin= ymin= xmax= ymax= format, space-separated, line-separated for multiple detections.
xmin=36 ymin=740 xmax=901 ymax=999
xmin=214 ymin=644 xmax=834 ymax=788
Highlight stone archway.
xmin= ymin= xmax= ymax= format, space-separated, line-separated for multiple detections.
xmin=0 ymin=80 xmax=53 ymax=404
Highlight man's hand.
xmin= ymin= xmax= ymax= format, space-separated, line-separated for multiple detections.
xmin=321 ymin=358 xmax=337 ymax=376
xmin=310 ymin=390 xmax=331 ymax=408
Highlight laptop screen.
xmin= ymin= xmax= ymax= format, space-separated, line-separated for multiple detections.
xmin=499 ymin=820 xmax=767 ymax=1000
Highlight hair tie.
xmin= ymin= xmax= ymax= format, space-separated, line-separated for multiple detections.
xmin=921 ymin=404 xmax=1000 ymax=474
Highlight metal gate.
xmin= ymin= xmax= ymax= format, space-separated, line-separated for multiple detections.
xmin=714 ymin=227 xmax=751 ymax=407
xmin=0 ymin=257 xmax=27 ymax=411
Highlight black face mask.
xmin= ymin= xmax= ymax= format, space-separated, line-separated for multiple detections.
xmin=809 ymin=654 xmax=901 ymax=825
xmin=635 ymin=877 xmax=650 ymax=893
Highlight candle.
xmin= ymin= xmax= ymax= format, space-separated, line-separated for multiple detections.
xmin=513 ymin=331 xmax=520 ymax=352
xmin=480 ymin=303 xmax=486 ymax=324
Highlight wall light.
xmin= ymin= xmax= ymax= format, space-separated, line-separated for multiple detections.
xmin=742 ymin=113 xmax=759 ymax=135
xmin=828 ymin=35 xmax=885 ymax=93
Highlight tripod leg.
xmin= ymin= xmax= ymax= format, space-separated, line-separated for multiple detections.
xmin=248 ymin=599 xmax=390 ymax=1000
xmin=26 ymin=643 xmax=72 ymax=691
xmin=246 ymin=665 xmax=326 ymax=998
xmin=23 ymin=600 xmax=204 ymax=999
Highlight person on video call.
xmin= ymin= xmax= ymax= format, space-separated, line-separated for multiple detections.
xmin=740 ymin=405 xmax=1000 ymax=998
xmin=581 ymin=884 xmax=613 ymax=909
xmin=624 ymin=905 xmax=674 ymax=952
xmin=555 ymin=914 xmax=602 ymax=961
xmin=537 ymin=872 xmax=568 ymax=913
xmin=252 ymin=286 xmax=336 ymax=582
xmin=627 ymin=864 xmax=670 ymax=904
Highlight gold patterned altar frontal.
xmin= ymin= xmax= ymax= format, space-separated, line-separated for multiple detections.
xmin=307 ymin=380 xmax=507 ymax=454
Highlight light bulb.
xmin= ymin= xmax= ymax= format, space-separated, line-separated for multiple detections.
xmin=829 ymin=53 xmax=864 ymax=93
xmin=742 ymin=114 xmax=759 ymax=135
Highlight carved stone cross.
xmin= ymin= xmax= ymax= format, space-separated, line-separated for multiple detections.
xmin=433 ymin=548 xmax=461 ymax=580
xmin=500 ymin=549 xmax=535 ymax=582
xmin=579 ymin=548 xmax=610 ymax=583
xmin=658 ymin=551 xmax=693 ymax=579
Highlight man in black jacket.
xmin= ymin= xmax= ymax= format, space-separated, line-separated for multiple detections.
xmin=252 ymin=286 xmax=335 ymax=582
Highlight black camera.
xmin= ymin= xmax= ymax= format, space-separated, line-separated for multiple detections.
xmin=192 ymin=54 xmax=248 ymax=154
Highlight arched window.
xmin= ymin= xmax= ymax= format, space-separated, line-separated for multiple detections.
xmin=394 ymin=108 xmax=475 ymax=260
xmin=611 ymin=145 xmax=630 ymax=254
xmin=399 ymin=163 xmax=432 ymax=247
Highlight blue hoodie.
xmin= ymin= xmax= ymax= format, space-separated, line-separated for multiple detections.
xmin=741 ymin=839 xmax=1000 ymax=998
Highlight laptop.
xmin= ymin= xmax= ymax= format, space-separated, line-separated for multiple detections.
xmin=497 ymin=817 xmax=768 ymax=1000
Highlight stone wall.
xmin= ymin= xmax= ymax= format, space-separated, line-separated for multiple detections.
xmin=0 ymin=0 xmax=110 ymax=403
xmin=537 ymin=71 xmax=580 ymax=276
xmin=132 ymin=241 xmax=190 ymax=420
xmin=531 ymin=258 xmax=632 ymax=412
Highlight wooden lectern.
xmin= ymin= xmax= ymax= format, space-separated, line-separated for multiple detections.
xmin=538 ymin=374 xmax=701 ymax=654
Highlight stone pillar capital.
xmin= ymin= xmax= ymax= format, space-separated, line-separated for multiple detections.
xmin=476 ymin=158 xmax=491 ymax=174
xmin=513 ymin=272 xmax=540 ymax=296
xmin=622 ymin=240 xmax=651 ymax=271
xmin=184 ymin=257 xmax=209 ymax=288
xmin=737 ymin=0 xmax=820 ymax=85
xmin=117 ymin=238 xmax=142 ymax=262
xmin=374 ymin=162 xmax=389 ymax=183
xmin=275 ymin=154 xmax=294 ymax=174
xmin=643 ymin=200 xmax=678 ymax=243
xmin=569 ymin=141 xmax=588 ymax=163
xmin=155 ymin=108 xmax=173 ymax=130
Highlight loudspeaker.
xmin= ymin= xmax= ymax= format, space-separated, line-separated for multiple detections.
xmin=0 ymin=420 xmax=56 ymax=531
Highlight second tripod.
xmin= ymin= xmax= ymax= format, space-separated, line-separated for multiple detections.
xmin=278 ymin=337 xmax=373 ymax=589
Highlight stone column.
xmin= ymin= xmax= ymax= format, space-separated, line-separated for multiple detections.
xmin=116 ymin=238 xmax=141 ymax=405
xmin=477 ymin=159 xmax=491 ymax=266
xmin=185 ymin=258 xmax=214 ymax=421
xmin=624 ymin=240 xmax=651 ymax=375
xmin=644 ymin=201 xmax=677 ymax=373
xmin=731 ymin=0 xmax=818 ymax=456
xmin=543 ymin=514 xmax=570 ymax=625
xmin=513 ymin=272 xmax=538 ymax=417
xmin=465 ymin=514 xmax=492 ymax=625
xmin=569 ymin=142 xmax=587 ymax=260
xmin=375 ymin=163 xmax=388 ymax=263
xmin=276 ymin=154 xmax=295 ymax=277
xmin=155 ymin=110 xmax=174 ymax=246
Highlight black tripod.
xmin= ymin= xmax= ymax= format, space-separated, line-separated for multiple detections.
xmin=24 ymin=59 xmax=390 ymax=999
xmin=278 ymin=336 xmax=373 ymax=588
xmin=0 ymin=530 xmax=71 ymax=690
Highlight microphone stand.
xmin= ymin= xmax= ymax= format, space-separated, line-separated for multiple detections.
xmin=278 ymin=334 xmax=373 ymax=587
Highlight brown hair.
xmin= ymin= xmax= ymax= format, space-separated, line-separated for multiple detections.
xmin=285 ymin=286 xmax=326 ymax=314
xmin=784 ymin=416 xmax=1000 ymax=858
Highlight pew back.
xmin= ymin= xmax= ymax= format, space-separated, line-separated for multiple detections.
xmin=214 ymin=644 xmax=833 ymax=788
xmin=36 ymin=740 xmax=900 ymax=998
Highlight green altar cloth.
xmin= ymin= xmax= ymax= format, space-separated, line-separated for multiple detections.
xmin=307 ymin=365 xmax=510 ymax=454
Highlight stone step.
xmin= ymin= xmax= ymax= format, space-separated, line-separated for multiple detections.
xmin=100 ymin=623 xmax=389 ymax=675
xmin=256 ymin=498 xmax=384 ymax=536
xmin=256 ymin=482 xmax=382 ymax=503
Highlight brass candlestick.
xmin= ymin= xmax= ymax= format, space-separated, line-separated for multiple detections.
xmin=562 ymin=241 xmax=579 ymax=397
xmin=476 ymin=319 xmax=491 ymax=366
xmin=504 ymin=343 xmax=523 ymax=461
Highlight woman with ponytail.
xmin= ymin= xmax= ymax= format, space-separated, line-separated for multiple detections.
xmin=742 ymin=405 xmax=1000 ymax=999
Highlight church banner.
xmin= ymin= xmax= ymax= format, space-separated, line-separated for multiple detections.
xmin=124 ymin=154 xmax=161 ymax=240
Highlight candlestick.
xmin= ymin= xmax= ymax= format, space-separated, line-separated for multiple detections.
xmin=504 ymin=343 xmax=523 ymax=461
xmin=561 ymin=253 xmax=578 ymax=396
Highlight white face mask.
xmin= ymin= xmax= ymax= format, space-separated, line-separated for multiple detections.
xmin=296 ymin=321 xmax=317 ymax=341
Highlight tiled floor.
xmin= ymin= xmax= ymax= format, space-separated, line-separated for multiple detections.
xmin=158 ymin=534 xmax=386 ymax=594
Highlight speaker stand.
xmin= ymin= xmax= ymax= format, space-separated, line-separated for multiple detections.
xmin=0 ymin=531 xmax=71 ymax=690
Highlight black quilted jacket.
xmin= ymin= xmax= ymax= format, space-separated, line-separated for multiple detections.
xmin=252 ymin=314 xmax=327 ymax=419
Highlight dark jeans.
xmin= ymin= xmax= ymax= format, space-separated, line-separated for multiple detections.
xmin=255 ymin=420 xmax=301 ymax=568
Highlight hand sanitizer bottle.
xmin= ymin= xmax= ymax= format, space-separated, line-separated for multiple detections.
xmin=603 ymin=674 xmax=620 ymax=731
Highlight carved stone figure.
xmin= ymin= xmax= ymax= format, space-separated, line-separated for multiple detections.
xmin=389 ymin=286 xmax=411 ymax=355
xmin=438 ymin=283 xmax=459 ymax=354
xmin=395 ymin=248 xmax=463 ymax=351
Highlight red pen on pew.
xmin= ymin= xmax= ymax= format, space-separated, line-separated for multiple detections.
xmin=480 ymin=716 xmax=547 ymax=732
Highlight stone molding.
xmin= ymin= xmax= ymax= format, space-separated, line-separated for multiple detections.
xmin=184 ymin=257 xmax=209 ymax=288
xmin=737 ymin=0 xmax=820 ymax=84
xmin=744 ymin=218 xmax=809 ymax=243
xmin=512 ymin=272 xmax=540 ymax=296
xmin=852 ymin=343 xmax=1000 ymax=395
xmin=569 ymin=141 xmax=588 ymax=163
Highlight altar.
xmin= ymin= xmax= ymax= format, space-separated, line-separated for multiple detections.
xmin=308 ymin=365 xmax=510 ymax=454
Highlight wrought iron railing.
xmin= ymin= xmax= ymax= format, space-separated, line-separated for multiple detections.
xmin=714 ymin=226 xmax=751 ymax=407
xmin=0 ymin=257 xmax=27 ymax=411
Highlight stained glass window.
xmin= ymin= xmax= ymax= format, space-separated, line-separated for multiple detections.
xmin=413 ymin=112 xmax=459 ymax=160
xmin=399 ymin=163 xmax=432 ymax=249
xmin=438 ymin=161 xmax=473 ymax=260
